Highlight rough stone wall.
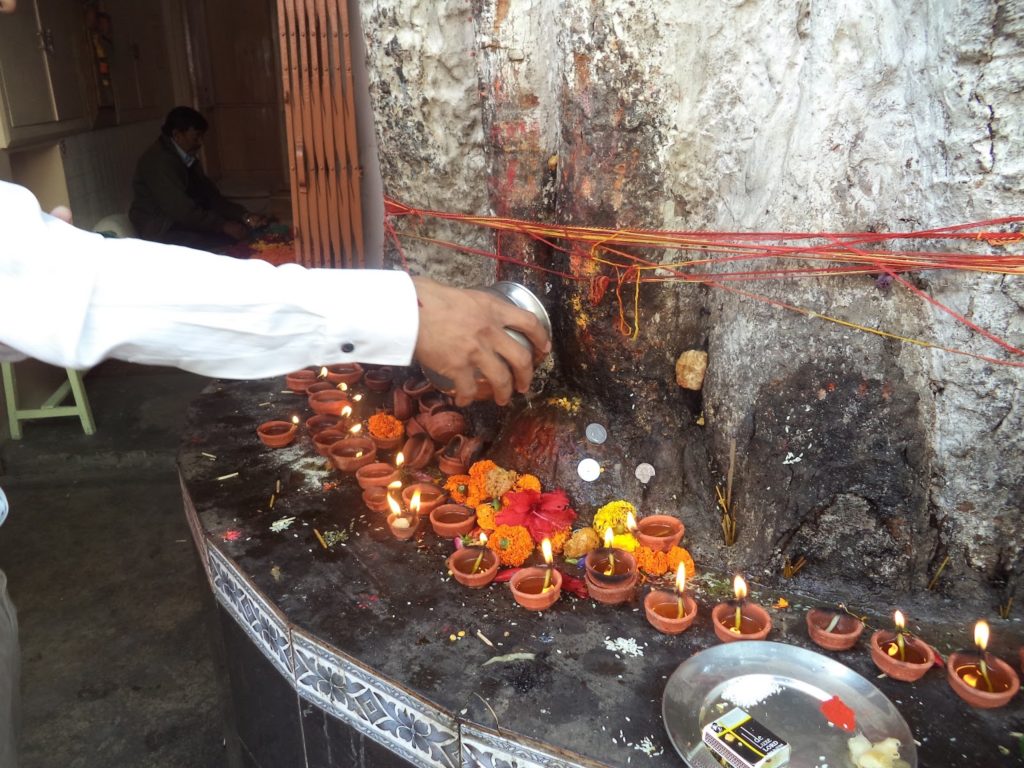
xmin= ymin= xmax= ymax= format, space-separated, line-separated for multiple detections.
xmin=359 ymin=1 xmax=1023 ymax=611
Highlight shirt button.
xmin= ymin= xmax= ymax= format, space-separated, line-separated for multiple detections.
xmin=340 ymin=342 xmax=355 ymax=353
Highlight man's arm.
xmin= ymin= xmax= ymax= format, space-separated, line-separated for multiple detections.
xmin=0 ymin=182 xmax=547 ymax=402
xmin=137 ymin=149 xmax=231 ymax=234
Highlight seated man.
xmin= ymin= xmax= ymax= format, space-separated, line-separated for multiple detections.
xmin=130 ymin=106 xmax=267 ymax=253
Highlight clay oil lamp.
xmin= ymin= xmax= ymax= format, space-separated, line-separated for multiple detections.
xmin=424 ymin=409 xmax=466 ymax=444
xmin=324 ymin=363 xmax=363 ymax=386
xmin=285 ymin=368 xmax=317 ymax=392
xmin=363 ymin=366 xmax=394 ymax=392
xmin=402 ymin=375 xmax=434 ymax=399
xmin=328 ymin=426 xmax=377 ymax=473
xmin=510 ymin=538 xmax=562 ymax=611
xmin=386 ymin=489 xmax=420 ymax=541
xmin=869 ymin=610 xmax=934 ymax=682
xmin=355 ymin=461 xmax=401 ymax=491
xmin=947 ymin=620 xmax=1020 ymax=708
xmin=806 ymin=607 xmax=865 ymax=652
xmin=312 ymin=428 xmax=347 ymax=457
xmin=634 ymin=513 xmax=684 ymax=553
xmin=362 ymin=484 xmax=391 ymax=513
xmin=367 ymin=412 xmax=405 ymax=452
xmin=305 ymin=380 xmax=335 ymax=396
xmin=308 ymin=388 xmax=351 ymax=416
xmin=257 ymin=415 xmax=299 ymax=448
xmin=392 ymin=387 xmax=415 ymax=421
xmin=402 ymin=482 xmax=447 ymax=516
xmin=429 ymin=503 xmax=476 ymax=538
xmin=436 ymin=437 xmax=469 ymax=476
xmin=645 ymin=562 xmax=698 ymax=635
xmin=418 ymin=390 xmax=451 ymax=415
xmin=447 ymin=533 xmax=498 ymax=588
xmin=584 ymin=528 xmax=638 ymax=605
xmin=305 ymin=413 xmax=341 ymax=436
xmin=712 ymin=575 xmax=771 ymax=643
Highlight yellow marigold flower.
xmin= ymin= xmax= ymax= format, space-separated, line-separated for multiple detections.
xmin=593 ymin=500 xmax=637 ymax=536
xmin=487 ymin=524 xmax=533 ymax=566
xmin=611 ymin=533 xmax=638 ymax=552
xmin=514 ymin=473 xmax=542 ymax=493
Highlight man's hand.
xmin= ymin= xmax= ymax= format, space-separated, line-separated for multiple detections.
xmin=244 ymin=213 xmax=269 ymax=229
xmin=412 ymin=276 xmax=551 ymax=407
xmin=0 ymin=1 xmax=16 ymax=14
xmin=223 ymin=221 xmax=248 ymax=241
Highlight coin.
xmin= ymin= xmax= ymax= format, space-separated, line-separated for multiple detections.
xmin=577 ymin=458 xmax=601 ymax=482
xmin=585 ymin=423 xmax=608 ymax=444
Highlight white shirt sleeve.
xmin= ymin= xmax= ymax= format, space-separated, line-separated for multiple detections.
xmin=0 ymin=181 xmax=420 ymax=378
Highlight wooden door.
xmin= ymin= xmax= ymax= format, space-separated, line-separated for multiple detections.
xmin=275 ymin=0 xmax=362 ymax=268
xmin=0 ymin=0 xmax=58 ymax=127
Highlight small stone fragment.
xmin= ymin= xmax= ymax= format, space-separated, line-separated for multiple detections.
xmin=675 ymin=349 xmax=708 ymax=390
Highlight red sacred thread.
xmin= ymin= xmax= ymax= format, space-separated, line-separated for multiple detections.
xmin=382 ymin=197 xmax=1024 ymax=365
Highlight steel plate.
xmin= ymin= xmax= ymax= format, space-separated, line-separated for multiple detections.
xmin=662 ymin=641 xmax=916 ymax=768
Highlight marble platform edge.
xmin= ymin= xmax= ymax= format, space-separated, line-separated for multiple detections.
xmin=291 ymin=629 xmax=462 ymax=768
xmin=460 ymin=723 xmax=600 ymax=768
xmin=186 ymin=489 xmax=602 ymax=768
xmin=206 ymin=543 xmax=295 ymax=679
xmin=180 ymin=473 xmax=213 ymax=585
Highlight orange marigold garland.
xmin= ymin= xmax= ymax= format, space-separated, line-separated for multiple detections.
xmin=514 ymin=473 xmax=542 ymax=493
xmin=367 ymin=413 xmax=404 ymax=439
xmin=444 ymin=474 xmax=472 ymax=504
xmin=487 ymin=524 xmax=533 ymax=566
xmin=547 ymin=527 xmax=571 ymax=555
xmin=667 ymin=546 xmax=695 ymax=578
xmin=475 ymin=501 xmax=499 ymax=532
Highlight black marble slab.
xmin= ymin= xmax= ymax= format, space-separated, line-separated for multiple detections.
xmin=179 ymin=376 xmax=1024 ymax=768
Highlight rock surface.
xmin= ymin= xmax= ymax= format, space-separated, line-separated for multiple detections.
xmin=359 ymin=1 xmax=1024 ymax=612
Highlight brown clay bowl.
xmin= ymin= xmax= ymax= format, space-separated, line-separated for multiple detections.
xmin=806 ymin=608 xmax=864 ymax=651
xmin=305 ymin=381 xmax=335 ymax=396
xmin=585 ymin=549 xmax=637 ymax=585
xmin=363 ymin=367 xmax=394 ymax=392
xmin=584 ymin=570 xmax=636 ymax=606
xmin=418 ymin=391 xmax=451 ymax=415
xmin=324 ymin=363 xmax=363 ymax=385
xmin=370 ymin=432 xmax=405 ymax=452
xmin=402 ymin=376 xmax=434 ymax=399
xmin=257 ymin=420 xmax=297 ymax=448
xmin=947 ymin=651 xmax=1020 ymax=709
xmin=386 ymin=512 xmax=420 ymax=541
xmin=312 ymin=428 xmax=347 ymax=457
xmin=355 ymin=462 xmax=401 ymax=491
xmin=328 ymin=437 xmax=377 ymax=472
xmin=429 ymin=504 xmax=477 ymax=538
xmin=869 ymin=630 xmax=934 ymax=682
xmin=644 ymin=591 xmax=698 ymax=635
xmin=402 ymin=483 xmax=447 ymax=516
xmin=400 ymin=433 xmax=435 ymax=470
xmin=424 ymin=410 xmax=467 ymax=445
xmin=308 ymin=389 xmax=351 ymax=416
xmin=436 ymin=453 xmax=467 ymax=477
xmin=362 ymin=486 xmax=391 ymax=513
xmin=285 ymin=369 xmax=317 ymax=392
xmin=305 ymin=413 xmax=342 ymax=435
xmin=510 ymin=567 xmax=562 ymax=611
xmin=392 ymin=388 xmax=415 ymax=421
xmin=711 ymin=602 xmax=772 ymax=643
xmin=634 ymin=515 xmax=685 ymax=552
xmin=447 ymin=548 xmax=498 ymax=588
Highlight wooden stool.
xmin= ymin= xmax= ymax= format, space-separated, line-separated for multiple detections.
xmin=1 ymin=362 xmax=96 ymax=439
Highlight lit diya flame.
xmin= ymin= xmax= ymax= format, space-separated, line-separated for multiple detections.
xmin=675 ymin=562 xmax=687 ymax=619
xmin=603 ymin=527 xmax=616 ymax=576
xmin=974 ymin=619 xmax=993 ymax=691
xmin=387 ymin=490 xmax=410 ymax=530
xmin=338 ymin=382 xmax=348 ymax=391
xmin=890 ymin=610 xmax=907 ymax=661
xmin=341 ymin=405 xmax=353 ymax=419
xmin=349 ymin=423 xmax=362 ymax=435
xmin=470 ymin=532 xmax=488 ymax=574
xmin=319 ymin=366 xmax=328 ymax=379
xmin=353 ymin=393 xmax=363 ymax=402
xmin=733 ymin=575 xmax=747 ymax=632
xmin=291 ymin=415 xmax=299 ymax=425
xmin=541 ymin=538 xmax=554 ymax=591
xmin=625 ymin=511 xmax=637 ymax=533
xmin=410 ymin=489 xmax=422 ymax=516
xmin=395 ymin=452 xmax=405 ymax=469
xmin=387 ymin=479 xmax=402 ymax=491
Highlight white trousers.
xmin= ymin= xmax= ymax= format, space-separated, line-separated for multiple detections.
xmin=0 ymin=569 xmax=18 ymax=768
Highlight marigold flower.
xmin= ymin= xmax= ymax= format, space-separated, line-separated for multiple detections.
xmin=475 ymin=501 xmax=499 ymax=532
xmin=487 ymin=524 xmax=533 ymax=566
xmin=444 ymin=474 xmax=472 ymax=504
xmin=514 ymin=473 xmax=542 ymax=493
xmin=468 ymin=460 xmax=497 ymax=482
xmin=593 ymin=500 xmax=637 ymax=536
xmin=547 ymin=527 xmax=571 ymax=555
xmin=667 ymin=546 xmax=695 ymax=579
xmin=636 ymin=545 xmax=696 ymax=577
xmin=367 ymin=413 xmax=404 ymax=440
xmin=611 ymin=533 xmax=638 ymax=552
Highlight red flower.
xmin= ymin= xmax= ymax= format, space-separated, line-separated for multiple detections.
xmin=496 ymin=489 xmax=576 ymax=543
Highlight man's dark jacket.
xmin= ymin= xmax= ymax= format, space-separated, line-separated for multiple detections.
xmin=129 ymin=135 xmax=245 ymax=240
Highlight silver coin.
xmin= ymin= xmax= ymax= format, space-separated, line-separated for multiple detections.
xmin=634 ymin=463 xmax=656 ymax=484
xmin=585 ymin=423 xmax=608 ymax=444
xmin=577 ymin=458 xmax=601 ymax=482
